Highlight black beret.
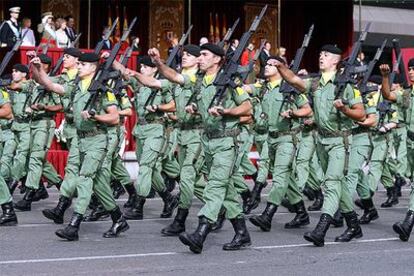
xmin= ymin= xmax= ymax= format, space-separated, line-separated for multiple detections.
xmin=368 ymin=75 xmax=382 ymax=85
xmin=408 ymin=58 xmax=414 ymax=68
xmin=320 ymin=44 xmax=343 ymax=55
xmin=13 ymin=64 xmax=29 ymax=74
xmin=64 ymin=47 xmax=81 ymax=58
xmin=200 ymin=43 xmax=225 ymax=57
xmin=139 ymin=55 xmax=156 ymax=68
xmin=267 ymin=55 xmax=286 ymax=65
xmin=38 ymin=54 xmax=52 ymax=65
xmin=79 ymin=52 xmax=100 ymax=63
xmin=183 ymin=44 xmax=201 ymax=57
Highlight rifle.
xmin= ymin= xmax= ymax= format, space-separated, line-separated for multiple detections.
xmin=110 ymin=46 xmax=133 ymax=96
xmin=84 ymin=17 xmax=137 ymax=114
xmin=49 ymin=33 xmax=82 ymax=77
xmin=208 ymin=5 xmax=267 ymax=109
xmin=70 ymin=32 xmax=82 ymax=47
xmin=217 ymin=18 xmax=240 ymax=49
xmin=392 ymin=38 xmax=409 ymax=89
xmin=239 ymin=39 xmax=266 ymax=83
xmin=334 ymin=22 xmax=371 ymax=104
xmin=358 ymin=39 xmax=387 ymax=100
xmin=0 ymin=29 xmax=29 ymax=77
xmin=143 ymin=25 xmax=193 ymax=107
xmin=278 ymin=24 xmax=314 ymax=112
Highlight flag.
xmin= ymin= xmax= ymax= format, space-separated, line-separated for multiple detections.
xmin=209 ymin=13 xmax=214 ymax=43
xmin=107 ymin=5 xmax=113 ymax=43
xmin=215 ymin=13 xmax=220 ymax=44
xmin=114 ymin=4 xmax=121 ymax=44
xmin=222 ymin=14 xmax=227 ymax=40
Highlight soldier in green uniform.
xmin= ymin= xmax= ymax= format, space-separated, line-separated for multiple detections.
xmin=379 ymin=62 xmax=414 ymax=241
xmin=176 ymin=43 xmax=252 ymax=253
xmin=130 ymin=44 xmax=206 ymax=235
xmin=276 ymin=45 xmax=366 ymax=246
xmin=31 ymin=52 xmax=129 ymax=241
xmin=0 ymin=109 xmax=16 ymax=182
xmin=0 ymin=79 xmax=17 ymax=226
xmin=245 ymin=56 xmax=312 ymax=231
xmin=14 ymin=54 xmax=63 ymax=211
xmin=118 ymin=56 xmax=177 ymax=220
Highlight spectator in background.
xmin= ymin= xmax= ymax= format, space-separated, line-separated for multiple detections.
xmin=241 ymin=43 xmax=255 ymax=66
xmin=38 ymin=12 xmax=57 ymax=47
xmin=278 ymin=46 xmax=287 ymax=64
xmin=226 ymin=39 xmax=239 ymax=57
xmin=259 ymin=40 xmax=271 ymax=78
xmin=131 ymin=36 xmax=141 ymax=53
xmin=55 ymin=18 xmax=70 ymax=48
xmin=101 ymin=26 xmax=112 ymax=50
xmin=357 ymin=51 xmax=367 ymax=66
xmin=199 ymin=37 xmax=208 ymax=46
xmin=64 ymin=15 xmax=77 ymax=43
xmin=21 ymin=17 xmax=36 ymax=47
xmin=0 ymin=6 xmax=21 ymax=48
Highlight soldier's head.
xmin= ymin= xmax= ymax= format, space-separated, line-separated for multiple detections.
xmin=63 ymin=48 xmax=81 ymax=70
xmin=198 ymin=43 xmax=225 ymax=73
xmin=408 ymin=58 xmax=414 ymax=82
xmin=265 ymin=56 xmax=285 ymax=79
xmin=319 ymin=44 xmax=342 ymax=73
xmin=9 ymin=7 xmax=20 ymax=20
xmin=39 ymin=54 xmax=52 ymax=73
xmin=77 ymin=53 xmax=99 ymax=78
xmin=138 ymin=56 xmax=157 ymax=77
xmin=182 ymin=44 xmax=200 ymax=70
xmin=12 ymin=64 xmax=29 ymax=82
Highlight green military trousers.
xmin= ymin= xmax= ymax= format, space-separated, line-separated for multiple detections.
xmin=161 ymin=127 xmax=180 ymax=180
xmin=0 ymin=128 xmax=16 ymax=181
xmin=254 ymin=133 xmax=269 ymax=185
xmin=11 ymin=121 xmax=31 ymax=181
xmin=390 ymin=127 xmax=408 ymax=178
xmin=198 ymin=135 xmax=243 ymax=222
xmin=60 ymin=124 xmax=81 ymax=198
xmin=111 ymin=125 xmax=132 ymax=187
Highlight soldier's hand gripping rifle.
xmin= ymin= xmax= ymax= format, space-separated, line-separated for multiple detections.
xmin=208 ymin=5 xmax=267 ymax=110
xmin=277 ymin=24 xmax=314 ymax=114
xmin=358 ymin=39 xmax=387 ymax=102
xmin=143 ymin=25 xmax=193 ymax=107
xmin=0 ymin=29 xmax=29 ymax=78
xmin=83 ymin=17 xmax=137 ymax=115
xmin=392 ymin=38 xmax=409 ymax=89
xmin=217 ymin=18 xmax=240 ymax=49
xmin=49 ymin=33 xmax=82 ymax=77
xmin=333 ymin=22 xmax=371 ymax=104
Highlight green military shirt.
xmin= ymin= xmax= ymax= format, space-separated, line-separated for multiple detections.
xmin=0 ymin=89 xmax=11 ymax=138
xmin=305 ymin=72 xmax=362 ymax=133
xmin=51 ymin=69 xmax=78 ymax=122
xmin=10 ymin=80 xmax=34 ymax=120
xmin=193 ymin=73 xmax=250 ymax=134
xmin=396 ymin=86 xmax=414 ymax=132
xmin=30 ymin=85 xmax=61 ymax=119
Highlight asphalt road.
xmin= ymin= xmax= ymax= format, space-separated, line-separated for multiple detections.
xmin=1 ymin=182 xmax=414 ymax=276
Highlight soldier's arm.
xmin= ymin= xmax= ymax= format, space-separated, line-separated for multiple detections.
xmin=43 ymin=104 xmax=63 ymax=112
xmin=357 ymin=113 xmax=377 ymax=127
xmin=379 ymin=64 xmax=397 ymax=102
xmin=130 ymin=72 xmax=162 ymax=89
xmin=154 ymin=100 xmax=176 ymax=113
xmin=0 ymin=103 xmax=12 ymax=120
xmin=291 ymin=103 xmax=312 ymax=118
xmin=94 ymin=105 xmax=119 ymax=125
xmin=275 ymin=62 xmax=306 ymax=93
xmin=149 ymin=48 xmax=185 ymax=85
xmin=119 ymin=107 xmax=132 ymax=117
xmin=30 ymin=57 xmax=66 ymax=95
xmin=221 ymin=100 xmax=252 ymax=117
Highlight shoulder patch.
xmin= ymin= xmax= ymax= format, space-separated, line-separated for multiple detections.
xmin=106 ymin=91 xmax=116 ymax=102
xmin=236 ymin=87 xmax=245 ymax=96
xmin=353 ymin=88 xmax=361 ymax=99
xmin=1 ymin=91 xmax=9 ymax=100
xmin=189 ymin=74 xmax=197 ymax=83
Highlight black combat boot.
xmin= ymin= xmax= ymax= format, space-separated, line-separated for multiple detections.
xmin=179 ymin=216 xmax=211 ymax=254
xmin=111 ymin=180 xmax=125 ymax=199
xmin=335 ymin=211 xmax=363 ymax=242
xmin=308 ymin=189 xmax=323 ymax=211
xmin=32 ymin=184 xmax=49 ymax=202
xmin=240 ymin=189 xmax=251 ymax=213
xmin=303 ymin=185 xmax=316 ymax=201
xmin=281 ymin=198 xmax=296 ymax=213
xmin=393 ymin=210 xmax=414 ymax=241
xmin=245 ymin=181 xmax=266 ymax=214
xmin=395 ymin=176 xmax=407 ymax=197
xmin=42 ymin=196 xmax=72 ymax=224
xmin=161 ymin=208 xmax=189 ymax=236
xmin=381 ymin=187 xmax=398 ymax=208
xmin=124 ymin=195 xmax=146 ymax=220
xmin=359 ymin=198 xmax=379 ymax=224
xmin=332 ymin=210 xmax=344 ymax=227
xmin=123 ymin=183 xmax=136 ymax=209
xmin=8 ymin=180 xmax=19 ymax=195
xmin=223 ymin=217 xmax=251 ymax=251
xmin=14 ymin=188 xmax=36 ymax=211
xmin=55 ymin=212 xmax=83 ymax=241
xmin=159 ymin=189 xmax=179 ymax=218
xmin=249 ymin=202 xmax=277 ymax=232
xmin=19 ymin=176 xmax=27 ymax=194
xmin=103 ymin=206 xmax=129 ymax=238
xmin=83 ymin=204 xmax=110 ymax=222
xmin=0 ymin=202 xmax=18 ymax=226
xmin=285 ymin=200 xmax=310 ymax=229
xmin=303 ymin=213 xmax=332 ymax=247
xmin=211 ymin=207 xmax=226 ymax=232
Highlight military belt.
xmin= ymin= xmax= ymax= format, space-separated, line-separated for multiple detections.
xmin=65 ymin=117 xmax=74 ymax=124
xmin=31 ymin=115 xmax=53 ymax=121
xmin=351 ymin=126 xmax=371 ymax=135
xmin=254 ymin=128 xmax=268 ymax=135
xmin=318 ymin=128 xmax=351 ymax=138
xmin=77 ymin=129 xmax=107 ymax=138
xmin=179 ymin=122 xmax=203 ymax=130
xmin=138 ymin=117 xmax=164 ymax=125
xmin=13 ymin=117 xmax=30 ymax=123
xmin=205 ymin=129 xmax=240 ymax=139
xmin=268 ymin=127 xmax=302 ymax=139
xmin=397 ymin=123 xmax=406 ymax=128
xmin=408 ymin=130 xmax=414 ymax=141
xmin=302 ymin=125 xmax=316 ymax=133
xmin=1 ymin=122 xmax=12 ymax=130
